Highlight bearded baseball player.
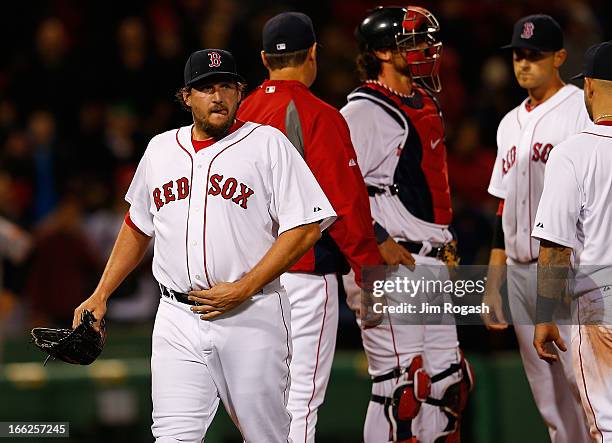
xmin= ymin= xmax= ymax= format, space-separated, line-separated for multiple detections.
xmin=238 ymin=12 xmax=383 ymax=443
xmin=483 ymin=14 xmax=591 ymax=442
xmin=340 ymin=7 xmax=473 ymax=442
xmin=71 ymin=48 xmax=337 ymax=442
xmin=533 ymin=40 xmax=612 ymax=443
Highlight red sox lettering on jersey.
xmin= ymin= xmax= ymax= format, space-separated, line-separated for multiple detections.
xmin=488 ymin=84 xmax=590 ymax=262
xmin=502 ymin=146 xmax=516 ymax=174
xmin=126 ymin=121 xmax=336 ymax=291
xmin=502 ymin=142 xmax=554 ymax=176
xmin=531 ymin=142 xmax=553 ymax=163
xmin=152 ymin=175 xmax=255 ymax=212
xmin=207 ymin=175 xmax=254 ymax=209
xmin=153 ymin=178 xmax=190 ymax=211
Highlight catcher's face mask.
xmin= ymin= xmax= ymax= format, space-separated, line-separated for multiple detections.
xmin=396 ymin=6 xmax=443 ymax=92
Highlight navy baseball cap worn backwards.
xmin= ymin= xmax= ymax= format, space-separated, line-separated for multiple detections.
xmin=502 ymin=14 xmax=563 ymax=52
xmin=263 ymin=12 xmax=316 ymax=54
xmin=573 ymin=41 xmax=612 ymax=81
xmin=184 ymin=49 xmax=245 ymax=87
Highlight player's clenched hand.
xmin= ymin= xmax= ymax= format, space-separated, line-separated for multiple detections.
xmin=481 ymin=289 xmax=508 ymax=330
xmin=378 ymin=238 xmax=415 ymax=270
xmin=73 ymin=293 xmax=107 ymax=332
xmin=188 ymin=282 xmax=251 ymax=320
xmin=533 ymin=323 xmax=567 ymax=363
xmin=360 ymin=291 xmax=384 ymax=329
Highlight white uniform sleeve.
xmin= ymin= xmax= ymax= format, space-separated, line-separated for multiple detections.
xmin=125 ymin=150 xmax=155 ymax=237
xmin=269 ymin=131 xmax=336 ymax=235
xmin=340 ymin=101 xmax=403 ymax=181
xmin=487 ymin=123 xmax=507 ymax=199
xmin=531 ymin=148 xmax=581 ymax=248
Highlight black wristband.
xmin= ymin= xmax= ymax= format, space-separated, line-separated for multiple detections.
xmin=535 ymin=295 xmax=557 ymax=324
xmin=492 ymin=214 xmax=505 ymax=249
xmin=373 ymin=222 xmax=390 ymax=244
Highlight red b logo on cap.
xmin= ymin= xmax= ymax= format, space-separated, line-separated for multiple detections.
xmin=521 ymin=22 xmax=534 ymax=39
xmin=208 ymin=52 xmax=222 ymax=67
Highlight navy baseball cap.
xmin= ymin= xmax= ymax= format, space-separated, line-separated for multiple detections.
xmin=184 ymin=49 xmax=245 ymax=87
xmin=572 ymin=41 xmax=612 ymax=81
xmin=263 ymin=12 xmax=316 ymax=54
xmin=502 ymin=14 xmax=563 ymax=52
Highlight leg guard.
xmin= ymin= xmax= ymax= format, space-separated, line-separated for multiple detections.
xmin=371 ymin=356 xmax=431 ymax=442
xmin=427 ymin=351 xmax=475 ymax=443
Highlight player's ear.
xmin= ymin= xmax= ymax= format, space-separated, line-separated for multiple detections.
xmin=309 ymin=43 xmax=317 ymax=61
xmin=553 ymin=49 xmax=567 ymax=68
xmin=261 ymin=51 xmax=271 ymax=70
xmin=373 ymin=49 xmax=393 ymax=62
xmin=584 ymin=78 xmax=593 ymax=98
xmin=233 ymin=82 xmax=243 ymax=103
xmin=183 ymin=88 xmax=192 ymax=107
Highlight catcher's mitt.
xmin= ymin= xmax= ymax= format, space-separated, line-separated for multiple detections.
xmin=30 ymin=310 xmax=107 ymax=365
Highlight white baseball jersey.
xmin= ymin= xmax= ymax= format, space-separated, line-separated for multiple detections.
xmin=125 ymin=121 xmax=337 ymax=292
xmin=532 ymin=121 xmax=612 ymax=443
xmin=532 ymin=121 xmax=612 ymax=298
xmin=488 ymin=84 xmax=590 ymax=262
xmin=340 ymin=89 xmax=453 ymax=244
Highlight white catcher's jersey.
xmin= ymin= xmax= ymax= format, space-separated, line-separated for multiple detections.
xmin=126 ymin=121 xmax=336 ymax=293
xmin=532 ymin=122 xmax=612 ymax=297
xmin=488 ymin=84 xmax=590 ymax=262
xmin=340 ymin=97 xmax=452 ymax=244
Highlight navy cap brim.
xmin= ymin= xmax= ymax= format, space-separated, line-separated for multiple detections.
xmin=501 ymin=42 xmax=559 ymax=51
xmin=186 ymin=71 xmax=245 ymax=86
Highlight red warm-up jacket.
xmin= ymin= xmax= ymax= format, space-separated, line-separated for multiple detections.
xmin=238 ymin=79 xmax=383 ymax=286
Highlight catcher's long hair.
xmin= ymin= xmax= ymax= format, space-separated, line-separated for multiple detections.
xmin=356 ymin=50 xmax=384 ymax=81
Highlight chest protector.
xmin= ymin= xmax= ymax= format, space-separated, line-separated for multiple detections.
xmin=351 ymin=83 xmax=452 ymax=225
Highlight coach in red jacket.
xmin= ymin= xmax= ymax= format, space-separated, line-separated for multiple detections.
xmin=238 ymin=12 xmax=383 ymax=443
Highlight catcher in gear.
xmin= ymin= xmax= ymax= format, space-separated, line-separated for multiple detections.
xmin=340 ymin=6 xmax=472 ymax=442
xmin=31 ymin=310 xmax=106 ymax=365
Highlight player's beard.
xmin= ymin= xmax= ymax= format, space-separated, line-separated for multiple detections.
xmin=194 ymin=104 xmax=238 ymax=139
xmin=392 ymin=52 xmax=414 ymax=78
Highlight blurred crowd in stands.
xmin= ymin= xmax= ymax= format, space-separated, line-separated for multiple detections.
xmin=0 ymin=0 xmax=608 ymax=343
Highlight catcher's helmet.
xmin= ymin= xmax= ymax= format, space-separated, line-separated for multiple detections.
xmin=356 ymin=6 xmax=443 ymax=92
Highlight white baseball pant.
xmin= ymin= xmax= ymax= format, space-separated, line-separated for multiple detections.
xmin=572 ymin=288 xmax=612 ymax=443
xmin=281 ymin=272 xmax=339 ymax=443
xmin=344 ymin=255 xmax=461 ymax=443
xmin=151 ymin=288 xmax=293 ymax=443
xmin=507 ymin=259 xmax=590 ymax=443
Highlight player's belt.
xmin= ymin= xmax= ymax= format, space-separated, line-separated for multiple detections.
xmin=366 ymin=184 xmax=399 ymax=196
xmin=398 ymin=241 xmax=441 ymax=258
xmin=398 ymin=241 xmax=461 ymax=266
xmin=158 ymin=282 xmax=198 ymax=306
xmin=158 ymin=282 xmax=272 ymax=307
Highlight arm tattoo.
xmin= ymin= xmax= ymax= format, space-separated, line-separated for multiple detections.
xmin=537 ymin=240 xmax=572 ymax=302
